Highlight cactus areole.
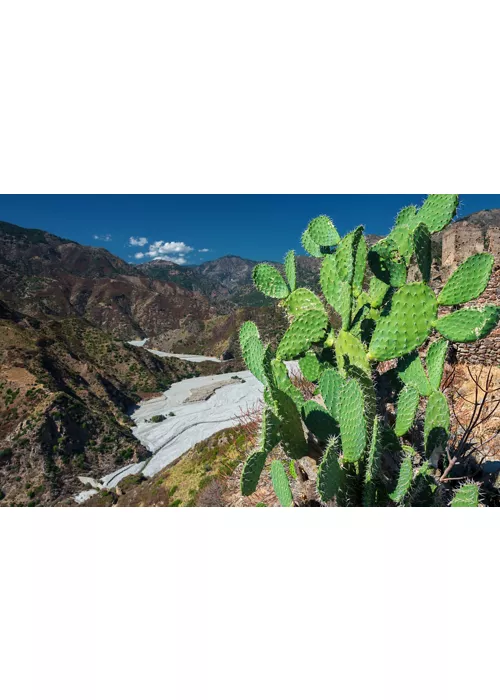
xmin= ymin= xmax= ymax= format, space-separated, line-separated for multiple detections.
xmin=239 ymin=198 xmax=499 ymax=507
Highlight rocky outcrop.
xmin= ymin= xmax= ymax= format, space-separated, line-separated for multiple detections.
xmin=436 ymin=210 xmax=500 ymax=365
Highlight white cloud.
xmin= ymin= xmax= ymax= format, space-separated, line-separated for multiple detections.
xmin=152 ymin=254 xmax=188 ymax=265
xmin=134 ymin=252 xmax=145 ymax=260
xmin=129 ymin=236 xmax=148 ymax=247
xmin=93 ymin=234 xmax=112 ymax=242
xmin=146 ymin=241 xmax=193 ymax=257
xmin=136 ymin=240 xmax=194 ymax=265
xmin=198 ymin=248 xmax=210 ymax=253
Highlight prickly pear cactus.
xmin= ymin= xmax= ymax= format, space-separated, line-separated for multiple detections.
xmin=238 ymin=195 xmax=499 ymax=507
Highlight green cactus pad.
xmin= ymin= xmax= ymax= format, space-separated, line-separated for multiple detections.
xmin=307 ymin=215 xmax=341 ymax=247
xmin=301 ymin=226 xmax=324 ymax=258
xmin=425 ymin=339 xmax=448 ymax=391
xmin=271 ymin=358 xmax=305 ymax=409
xmin=338 ymin=379 xmax=367 ymax=463
xmin=261 ymin=406 xmax=280 ymax=453
xmin=346 ymin=364 xmax=377 ymax=430
xmin=368 ymin=283 xmax=437 ymax=361
xmin=252 ymin=263 xmax=289 ymax=299
xmin=276 ymin=309 xmax=328 ymax=360
xmin=435 ymin=306 xmax=500 ymax=343
xmin=413 ymin=223 xmax=432 ymax=283
xmin=335 ymin=330 xmax=371 ymax=376
xmin=387 ymin=224 xmax=413 ymax=264
xmin=241 ymin=450 xmax=267 ymax=496
xmin=302 ymin=400 xmax=338 ymax=442
xmin=397 ymin=352 xmax=431 ymax=396
xmin=417 ymin=194 xmax=458 ymax=233
xmin=437 ymin=253 xmax=494 ymax=306
xmin=363 ymin=416 xmax=382 ymax=507
xmin=353 ymin=235 xmax=367 ymax=296
xmin=273 ymin=389 xmax=308 ymax=459
xmin=270 ymin=460 xmax=294 ymax=507
xmin=395 ymin=205 xmax=417 ymax=227
xmin=298 ymin=352 xmax=322 ymax=382
xmin=368 ymin=276 xmax=390 ymax=308
xmin=424 ymin=390 xmax=450 ymax=457
xmin=283 ymin=287 xmax=324 ymax=318
xmin=368 ymin=239 xmax=407 ymax=288
xmin=450 ymin=482 xmax=479 ymax=507
xmin=336 ymin=226 xmax=364 ymax=283
xmin=239 ymin=322 xmax=266 ymax=384
xmin=395 ymin=385 xmax=420 ymax=437
xmin=319 ymin=368 xmax=345 ymax=422
xmin=317 ymin=437 xmax=342 ymax=503
xmin=284 ymin=250 xmax=296 ymax=292
xmin=389 ymin=455 xmax=413 ymax=504
xmin=239 ymin=319 xmax=259 ymax=347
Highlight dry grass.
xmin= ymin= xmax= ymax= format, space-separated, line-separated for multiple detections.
xmin=447 ymin=364 xmax=500 ymax=467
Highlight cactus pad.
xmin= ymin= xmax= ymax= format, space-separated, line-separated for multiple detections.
xmin=273 ymin=389 xmax=308 ymax=459
xmin=336 ymin=226 xmax=364 ymax=283
xmin=387 ymin=224 xmax=414 ymax=264
xmin=307 ymin=215 xmax=340 ymax=247
xmin=302 ymin=400 xmax=338 ymax=442
xmin=252 ymin=263 xmax=289 ymax=299
xmin=368 ymin=283 xmax=437 ymax=361
xmin=424 ymin=390 xmax=450 ymax=457
xmin=317 ymin=437 xmax=342 ymax=503
xmin=271 ymin=358 xmax=305 ymax=409
xmin=301 ymin=226 xmax=324 ymax=258
xmin=261 ymin=406 xmax=280 ymax=453
xmin=437 ymin=253 xmax=494 ymax=306
xmin=368 ymin=276 xmax=389 ymax=308
xmin=241 ymin=450 xmax=267 ymax=496
xmin=319 ymin=368 xmax=345 ymax=422
xmin=450 ymin=482 xmax=479 ymax=507
xmin=353 ymin=235 xmax=367 ymax=296
xmin=335 ymin=330 xmax=371 ymax=376
xmin=417 ymin=194 xmax=458 ymax=233
xmin=368 ymin=239 xmax=407 ymax=288
xmin=283 ymin=288 xmax=324 ymax=318
xmin=284 ymin=249 xmax=296 ymax=292
xmin=270 ymin=460 xmax=294 ymax=506
xmin=320 ymin=254 xmax=351 ymax=327
xmin=395 ymin=205 xmax=417 ymax=227
xmin=413 ymin=222 xmax=432 ymax=283
xmin=435 ymin=306 xmax=500 ymax=343
xmin=425 ymin=339 xmax=448 ymax=391
xmin=397 ymin=352 xmax=431 ymax=396
xmin=395 ymin=385 xmax=420 ymax=437
xmin=276 ymin=309 xmax=328 ymax=360
xmin=338 ymin=379 xmax=367 ymax=463
xmin=389 ymin=455 xmax=413 ymax=504
xmin=298 ymin=352 xmax=322 ymax=382
xmin=363 ymin=416 xmax=382 ymax=507
xmin=239 ymin=322 xmax=266 ymax=384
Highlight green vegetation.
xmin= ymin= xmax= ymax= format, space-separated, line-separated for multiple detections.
xmin=239 ymin=195 xmax=499 ymax=507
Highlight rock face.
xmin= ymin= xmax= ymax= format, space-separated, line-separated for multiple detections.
xmin=436 ymin=210 xmax=500 ymax=365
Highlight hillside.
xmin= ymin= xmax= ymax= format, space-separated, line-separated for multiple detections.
xmin=0 ymin=301 xmax=213 ymax=506
xmin=0 ymin=220 xmax=212 ymax=339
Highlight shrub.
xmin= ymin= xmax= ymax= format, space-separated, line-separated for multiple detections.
xmin=239 ymin=195 xmax=500 ymax=507
xmin=149 ymin=415 xmax=166 ymax=423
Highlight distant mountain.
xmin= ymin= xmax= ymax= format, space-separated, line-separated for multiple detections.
xmin=138 ymin=253 xmax=325 ymax=307
xmin=0 ymin=221 xmax=211 ymax=339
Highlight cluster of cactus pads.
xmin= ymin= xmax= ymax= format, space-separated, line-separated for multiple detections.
xmin=239 ymin=195 xmax=500 ymax=507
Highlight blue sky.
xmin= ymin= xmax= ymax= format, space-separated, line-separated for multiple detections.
xmin=1 ymin=194 xmax=500 ymax=265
